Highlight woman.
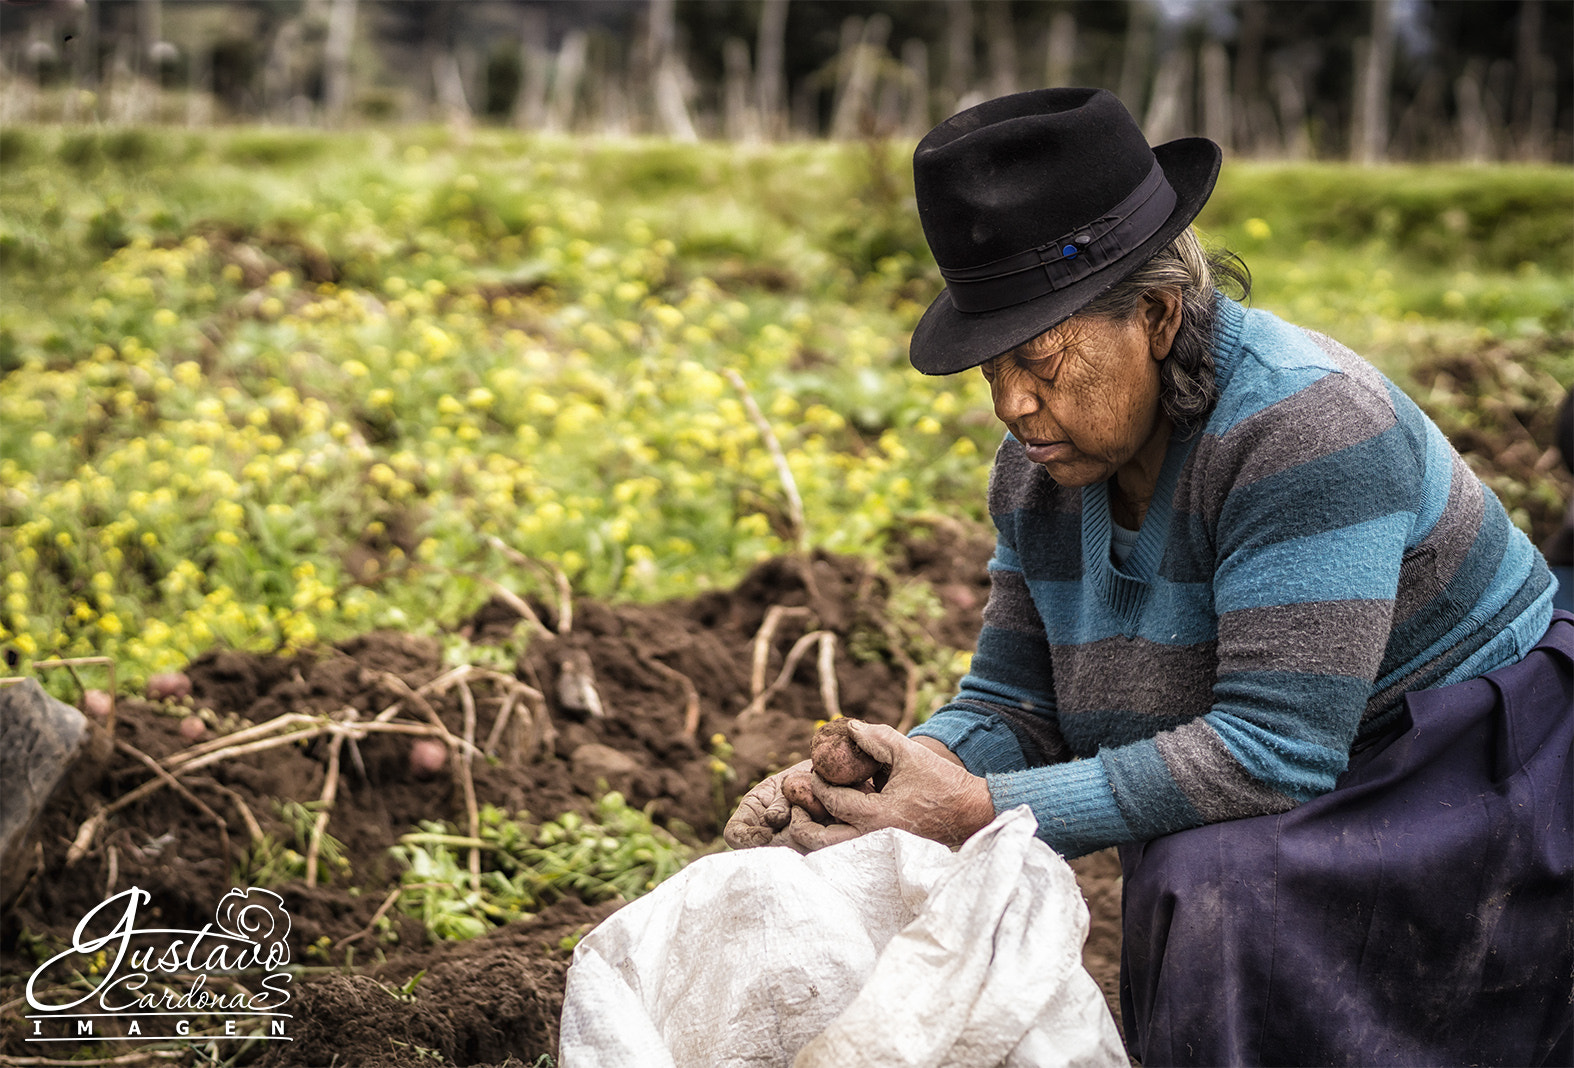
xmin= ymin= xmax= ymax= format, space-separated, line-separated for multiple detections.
xmin=724 ymin=88 xmax=1571 ymax=1066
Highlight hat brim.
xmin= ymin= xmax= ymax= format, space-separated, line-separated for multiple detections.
xmin=908 ymin=137 xmax=1222 ymax=376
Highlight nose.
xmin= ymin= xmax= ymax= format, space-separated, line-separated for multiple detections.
xmin=991 ymin=365 xmax=1042 ymax=424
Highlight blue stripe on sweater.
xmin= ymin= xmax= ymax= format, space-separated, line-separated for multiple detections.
xmin=1027 ymin=578 xmax=1217 ymax=644
xmin=1102 ymin=740 xmax=1206 ymax=839
xmin=1215 ymin=513 xmax=1410 ymax=611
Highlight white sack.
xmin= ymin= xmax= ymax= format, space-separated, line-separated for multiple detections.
xmin=559 ymin=806 xmax=1126 ymax=1068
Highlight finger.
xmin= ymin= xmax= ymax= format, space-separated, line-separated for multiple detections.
xmin=787 ymin=805 xmax=860 ymax=852
xmin=842 ymin=720 xmax=907 ymax=765
xmin=809 ymin=776 xmax=884 ymax=828
xmin=761 ymin=787 xmax=793 ymax=830
xmin=723 ymin=804 xmax=775 ymax=849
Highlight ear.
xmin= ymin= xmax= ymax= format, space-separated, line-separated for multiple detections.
xmin=1143 ymin=289 xmax=1183 ymax=361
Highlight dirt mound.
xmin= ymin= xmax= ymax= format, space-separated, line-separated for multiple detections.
xmin=4 ymin=521 xmax=1128 ymax=1067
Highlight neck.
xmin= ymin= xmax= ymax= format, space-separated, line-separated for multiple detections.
xmin=1111 ymin=413 xmax=1173 ymax=528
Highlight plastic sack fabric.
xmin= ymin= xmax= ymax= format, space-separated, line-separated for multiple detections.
xmin=558 ymin=806 xmax=1126 ymax=1068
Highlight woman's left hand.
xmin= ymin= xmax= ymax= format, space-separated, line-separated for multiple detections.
xmin=794 ymin=721 xmax=996 ymax=850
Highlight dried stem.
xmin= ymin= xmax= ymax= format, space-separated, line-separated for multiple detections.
xmin=553 ymin=566 xmax=574 ymax=636
xmin=723 ymin=367 xmax=806 ymax=553
xmin=193 ymin=777 xmax=266 ymax=844
xmin=304 ymin=716 xmax=347 ymax=888
xmin=750 ymin=605 xmax=811 ymax=698
xmin=113 ymin=739 xmax=231 ymax=865
xmin=738 ymin=629 xmax=831 ymax=721
xmin=456 ymin=679 xmax=481 ymax=893
xmin=816 ymin=632 xmax=842 ymax=721
xmin=643 ymin=656 xmax=703 ymax=741
xmin=332 ymin=884 xmax=405 ymax=951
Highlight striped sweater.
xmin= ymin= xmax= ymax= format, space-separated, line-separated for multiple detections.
xmin=910 ymin=297 xmax=1556 ymax=858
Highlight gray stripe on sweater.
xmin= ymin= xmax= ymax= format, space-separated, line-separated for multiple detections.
xmin=1393 ymin=450 xmax=1484 ymax=624
xmin=982 ymin=568 xmax=1046 ymax=635
xmin=989 ymin=437 xmax=1079 ymax=518
xmin=1216 ymin=599 xmax=1393 ymax=678
xmin=1051 ymin=636 xmax=1217 ymax=719
xmin=1300 ymin=329 xmax=1392 ymax=394
xmin=1157 ymin=722 xmax=1298 ymax=822
xmin=1175 ymin=371 xmax=1398 ymax=522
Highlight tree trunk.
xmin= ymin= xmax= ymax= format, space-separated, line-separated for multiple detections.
xmin=902 ymin=38 xmax=930 ymax=136
xmin=984 ymin=0 xmax=1016 ymax=99
xmin=1144 ymin=45 xmax=1192 ymax=145
xmin=1351 ymin=0 xmax=1395 ymax=163
xmin=513 ymin=6 xmax=549 ymax=130
xmin=322 ymin=0 xmax=357 ymax=127
xmin=648 ymin=0 xmax=696 ymax=140
xmin=1044 ymin=9 xmax=1076 ymax=88
xmin=831 ymin=13 xmax=890 ymax=140
xmin=1117 ymin=1 xmax=1153 ymax=118
xmin=723 ymin=37 xmax=758 ymax=141
xmin=1455 ymin=60 xmax=1495 ymax=162
xmin=434 ymin=49 xmax=472 ymax=133
xmin=1233 ymin=0 xmax=1269 ymax=152
xmin=1271 ymin=62 xmax=1312 ymax=160
xmin=1512 ymin=0 xmax=1554 ymax=161
xmin=547 ymin=30 xmax=588 ymax=135
xmin=755 ymin=0 xmax=789 ymax=140
xmin=944 ymin=0 xmax=974 ymax=113
xmin=1200 ymin=39 xmax=1231 ymax=150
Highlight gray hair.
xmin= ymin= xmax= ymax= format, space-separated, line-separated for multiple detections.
xmin=1078 ymin=228 xmax=1250 ymax=428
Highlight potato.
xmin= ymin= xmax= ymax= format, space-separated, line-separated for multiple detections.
xmin=179 ymin=715 xmax=208 ymax=743
xmin=82 ymin=689 xmax=115 ymax=719
xmin=811 ymin=718 xmax=885 ymax=787
xmin=781 ymin=767 xmax=830 ymax=821
xmin=146 ymin=671 xmax=192 ymax=702
xmin=409 ymin=738 xmax=449 ymax=778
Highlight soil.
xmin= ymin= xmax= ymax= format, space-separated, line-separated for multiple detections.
xmin=0 ymin=518 xmax=1132 ymax=1068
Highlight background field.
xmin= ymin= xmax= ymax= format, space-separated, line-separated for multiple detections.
xmin=1 ymin=127 xmax=1571 ymax=1067
xmin=2 ymin=126 xmax=1570 ymax=693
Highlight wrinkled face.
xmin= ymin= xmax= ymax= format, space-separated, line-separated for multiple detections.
xmin=980 ymin=310 xmax=1167 ymax=488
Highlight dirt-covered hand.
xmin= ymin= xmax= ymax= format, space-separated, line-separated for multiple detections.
xmin=808 ymin=721 xmax=995 ymax=849
xmin=722 ymin=759 xmax=814 ymax=849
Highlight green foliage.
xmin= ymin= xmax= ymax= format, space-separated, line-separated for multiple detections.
xmin=0 ymin=129 xmax=1567 ymax=693
xmin=389 ymin=795 xmax=692 ymax=942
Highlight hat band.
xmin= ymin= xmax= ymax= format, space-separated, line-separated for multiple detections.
xmin=937 ymin=161 xmax=1178 ymax=314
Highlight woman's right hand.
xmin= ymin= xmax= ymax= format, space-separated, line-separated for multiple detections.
xmin=722 ymin=759 xmax=814 ymax=849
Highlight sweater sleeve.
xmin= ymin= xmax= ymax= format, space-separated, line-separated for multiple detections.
xmin=908 ymin=539 xmax=1072 ymax=773
xmin=908 ymin=440 xmax=1075 ymax=777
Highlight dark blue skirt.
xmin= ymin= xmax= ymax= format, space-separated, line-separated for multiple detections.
xmin=1119 ymin=610 xmax=1573 ymax=1067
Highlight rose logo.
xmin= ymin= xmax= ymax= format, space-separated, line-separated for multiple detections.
xmin=214 ymin=888 xmax=291 ymax=969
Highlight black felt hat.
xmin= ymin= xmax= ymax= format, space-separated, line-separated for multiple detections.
xmin=909 ymin=87 xmax=1221 ymax=375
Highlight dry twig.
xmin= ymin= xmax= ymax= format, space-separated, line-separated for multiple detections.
xmin=114 ymin=739 xmax=232 ymax=866
xmin=456 ymin=678 xmax=481 ymax=893
xmin=642 ymin=656 xmax=704 ymax=741
xmin=723 ymin=367 xmax=806 ymax=552
xmin=750 ymin=605 xmax=812 ymax=698
xmin=816 ymin=632 xmax=842 ymax=721
xmin=332 ymin=884 xmax=405 ymax=951
xmin=304 ymin=712 xmax=348 ymax=888
xmin=738 ymin=629 xmax=832 ymax=721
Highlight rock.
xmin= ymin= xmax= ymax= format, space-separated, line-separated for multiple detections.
xmin=0 ymin=679 xmax=95 ymax=873
xmin=556 ymin=648 xmax=604 ymax=720
xmin=570 ymin=743 xmax=642 ymax=795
